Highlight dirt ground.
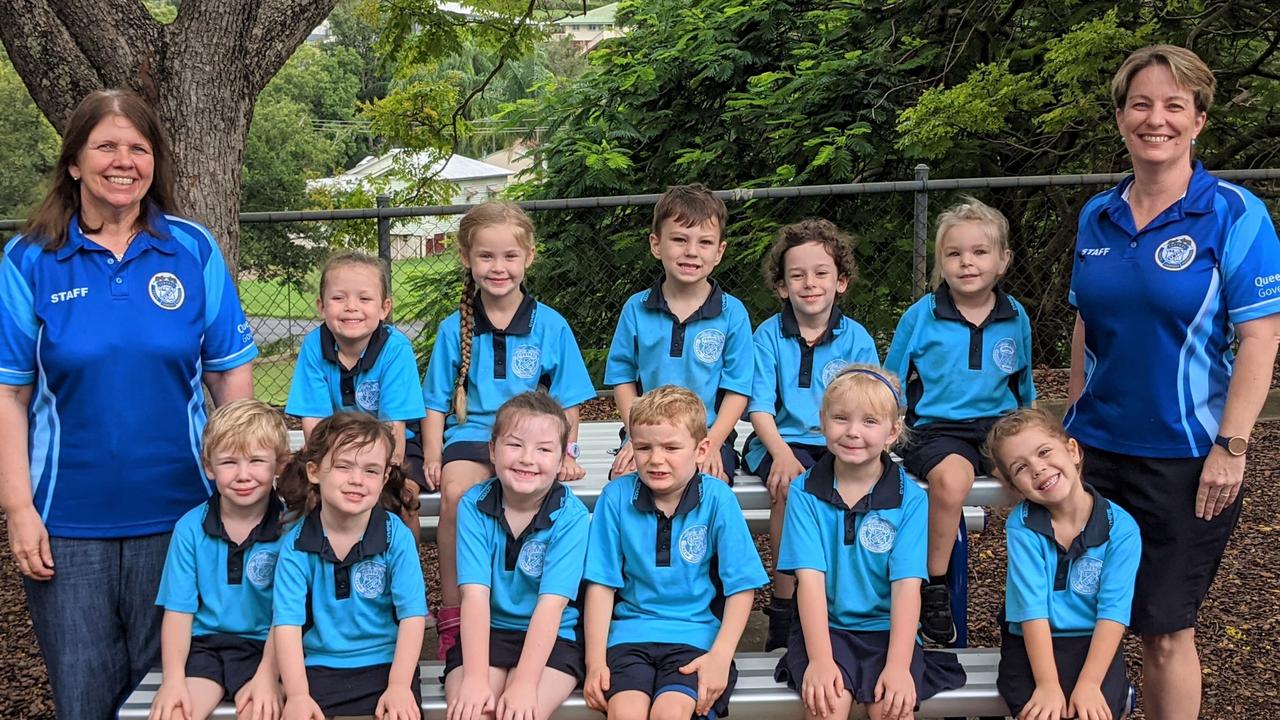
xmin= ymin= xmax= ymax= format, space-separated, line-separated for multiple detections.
xmin=1 ymin=370 xmax=1277 ymax=717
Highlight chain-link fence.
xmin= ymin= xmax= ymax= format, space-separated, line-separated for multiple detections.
xmin=6 ymin=167 xmax=1280 ymax=407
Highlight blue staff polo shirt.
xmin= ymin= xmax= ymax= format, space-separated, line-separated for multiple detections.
xmin=777 ymin=453 xmax=928 ymax=632
xmin=1004 ymin=486 xmax=1141 ymax=637
xmin=286 ymin=323 xmax=425 ymax=425
xmin=423 ymin=292 xmax=595 ymax=447
xmin=884 ymin=283 xmax=1035 ymax=427
xmin=1066 ymin=162 xmax=1280 ymax=457
xmin=0 ymin=213 xmax=258 ymax=538
xmin=584 ymin=472 xmax=768 ymax=651
xmin=155 ymin=495 xmax=286 ymax=641
xmin=272 ymin=506 xmax=427 ymax=668
xmin=745 ymin=303 xmax=879 ymax=471
xmin=604 ymin=278 xmax=754 ymax=427
xmin=457 ymin=479 xmax=589 ymax=640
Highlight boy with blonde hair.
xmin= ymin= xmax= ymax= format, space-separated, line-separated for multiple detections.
xmin=584 ymin=386 xmax=768 ymax=720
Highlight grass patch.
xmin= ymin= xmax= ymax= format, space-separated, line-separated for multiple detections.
xmin=240 ymin=255 xmax=461 ymax=319
xmin=253 ymin=354 xmax=296 ymax=408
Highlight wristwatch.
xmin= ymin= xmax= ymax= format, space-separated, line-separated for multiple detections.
xmin=1214 ymin=434 xmax=1249 ymax=456
xmin=566 ymin=441 xmax=581 ymax=459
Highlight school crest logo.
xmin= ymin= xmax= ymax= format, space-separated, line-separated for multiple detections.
xmin=518 ymin=540 xmax=547 ymax=577
xmin=245 ymin=550 xmax=278 ymax=588
xmin=1154 ymin=235 xmax=1196 ymax=271
xmin=992 ymin=338 xmax=1018 ymax=374
xmin=353 ymin=560 xmax=387 ymax=599
xmin=1070 ymin=556 xmax=1103 ymax=596
xmin=147 ymin=272 xmax=185 ymax=310
xmin=678 ymin=524 xmax=709 ymax=564
xmin=821 ymin=359 xmax=849 ymax=387
xmin=692 ymin=329 xmax=725 ymax=364
xmin=858 ymin=516 xmax=896 ymax=554
xmin=512 ymin=345 xmax=541 ymax=380
xmin=355 ymin=381 xmax=380 ymax=412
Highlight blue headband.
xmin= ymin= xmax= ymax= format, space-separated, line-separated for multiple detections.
xmin=839 ymin=368 xmax=900 ymax=405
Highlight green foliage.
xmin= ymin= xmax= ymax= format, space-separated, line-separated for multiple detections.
xmin=0 ymin=50 xmax=59 ymax=221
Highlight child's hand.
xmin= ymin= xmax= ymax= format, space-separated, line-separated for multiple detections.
xmin=234 ymin=671 xmax=283 ymax=720
xmin=582 ymin=664 xmax=611 ymax=712
xmin=1019 ymin=683 xmax=1067 ymax=720
xmin=149 ymin=678 xmax=192 ymax=720
xmin=698 ymin=443 xmax=729 ymax=482
xmin=678 ymin=649 xmax=732 ymax=716
xmin=800 ymin=658 xmax=844 ymax=718
xmin=495 ymin=677 xmax=539 ymax=720
xmin=377 ymin=682 xmax=421 ymax=720
xmin=610 ymin=443 xmax=636 ymax=478
xmin=1067 ymin=682 xmax=1113 ymax=720
xmin=424 ymin=460 xmax=442 ymax=491
xmin=447 ymin=673 xmax=494 ymax=720
xmin=282 ymin=695 xmax=324 ymax=720
xmin=766 ymin=451 xmax=806 ymax=501
xmin=558 ymin=456 xmax=586 ymax=482
xmin=873 ymin=664 xmax=916 ymax=720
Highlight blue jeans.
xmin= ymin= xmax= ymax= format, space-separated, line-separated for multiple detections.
xmin=22 ymin=533 xmax=170 ymax=720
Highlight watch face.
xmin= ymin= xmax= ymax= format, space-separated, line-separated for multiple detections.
xmin=1228 ymin=436 xmax=1249 ymax=455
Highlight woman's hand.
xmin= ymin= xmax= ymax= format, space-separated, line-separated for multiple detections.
xmin=1196 ymin=445 xmax=1245 ymax=520
xmin=7 ymin=505 xmax=53 ymax=580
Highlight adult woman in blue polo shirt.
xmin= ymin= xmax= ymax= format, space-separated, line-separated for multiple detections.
xmin=1067 ymin=46 xmax=1280 ymax=719
xmin=0 ymin=89 xmax=257 ymax=719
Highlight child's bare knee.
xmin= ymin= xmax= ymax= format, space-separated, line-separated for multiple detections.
xmin=648 ymin=693 xmax=695 ymax=720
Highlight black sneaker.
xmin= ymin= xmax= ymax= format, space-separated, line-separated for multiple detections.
xmin=919 ymin=583 xmax=957 ymax=646
xmin=764 ymin=598 xmax=793 ymax=651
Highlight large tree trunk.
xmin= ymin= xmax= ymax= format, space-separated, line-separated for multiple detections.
xmin=0 ymin=0 xmax=339 ymax=274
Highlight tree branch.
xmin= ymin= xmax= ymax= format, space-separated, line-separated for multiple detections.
xmin=0 ymin=0 xmax=103 ymax=129
xmin=52 ymin=0 xmax=161 ymax=94
xmin=245 ymin=0 xmax=340 ymax=94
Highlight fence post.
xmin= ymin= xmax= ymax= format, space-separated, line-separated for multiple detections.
xmin=377 ymin=194 xmax=392 ymax=289
xmin=912 ymin=164 xmax=929 ymax=299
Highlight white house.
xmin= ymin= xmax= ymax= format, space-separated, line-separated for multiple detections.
xmin=553 ymin=3 xmax=621 ymax=53
xmin=310 ymin=150 xmax=515 ymax=258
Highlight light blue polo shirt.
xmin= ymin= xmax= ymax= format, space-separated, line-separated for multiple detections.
xmin=286 ymin=323 xmax=425 ymax=425
xmin=777 ymin=454 xmax=928 ymax=632
xmin=272 ymin=506 xmax=427 ymax=668
xmin=1066 ymin=162 xmax=1280 ymax=457
xmin=423 ymin=292 xmax=595 ymax=446
xmin=746 ymin=304 xmax=879 ymax=471
xmin=884 ymin=284 xmax=1035 ymax=427
xmin=584 ymin=472 xmax=768 ymax=651
xmin=457 ymin=479 xmax=589 ymax=641
xmin=0 ymin=212 xmax=258 ymax=538
xmin=604 ymin=279 xmax=754 ymax=427
xmin=155 ymin=496 xmax=286 ymax=641
xmin=1005 ymin=487 xmax=1141 ymax=637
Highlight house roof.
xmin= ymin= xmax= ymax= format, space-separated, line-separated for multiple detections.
xmin=310 ymin=150 xmax=514 ymax=191
xmin=555 ymin=2 xmax=617 ymax=25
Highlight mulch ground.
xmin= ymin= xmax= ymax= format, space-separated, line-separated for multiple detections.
xmin=2 ymin=369 xmax=1278 ymax=717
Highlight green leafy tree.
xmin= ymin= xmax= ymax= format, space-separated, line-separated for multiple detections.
xmin=0 ymin=50 xmax=59 ymax=222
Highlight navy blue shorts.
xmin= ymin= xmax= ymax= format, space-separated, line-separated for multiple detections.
xmin=306 ymin=663 xmax=422 ymax=717
xmin=900 ymin=418 xmax=999 ymax=480
xmin=774 ymin=626 xmax=965 ymax=705
xmin=442 ymin=440 xmax=491 ymax=466
xmin=185 ymin=633 xmax=266 ymax=699
xmin=998 ymin=625 xmax=1128 ymax=717
xmin=745 ymin=439 xmax=828 ymax=479
xmin=401 ymin=424 xmax=432 ymax=492
xmin=616 ymin=429 xmax=740 ymax=484
xmin=1082 ymin=445 xmax=1241 ymax=635
xmin=443 ymin=627 xmax=585 ymax=682
xmin=605 ymin=642 xmax=738 ymax=719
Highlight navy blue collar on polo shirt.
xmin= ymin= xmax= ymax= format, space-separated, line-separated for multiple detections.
xmin=320 ymin=322 xmax=391 ymax=408
xmin=1099 ymin=161 xmax=1216 ymax=238
xmin=642 ymin=277 xmax=725 ymax=359
xmin=1021 ymin=485 xmax=1112 ymax=592
xmin=473 ymin=290 xmax=537 ymax=380
xmin=932 ymin=282 xmax=1017 ymax=371
xmin=780 ymin=301 xmax=844 ymax=388
xmin=58 ymin=209 xmax=175 ymax=262
xmin=803 ymin=453 xmax=904 ymax=545
xmin=631 ymin=475 xmax=704 ymax=567
xmin=202 ymin=494 xmax=286 ymax=585
xmin=475 ymin=480 xmax=566 ymax=571
xmin=294 ymin=505 xmax=391 ymax=600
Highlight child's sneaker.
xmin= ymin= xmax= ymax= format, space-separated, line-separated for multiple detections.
xmin=435 ymin=605 xmax=461 ymax=661
xmin=764 ymin=596 xmax=794 ymax=651
xmin=919 ymin=582 xmax=957 ymax=646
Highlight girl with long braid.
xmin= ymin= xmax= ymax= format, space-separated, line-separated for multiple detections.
xmin=421 ymin=201 xmax=596 ymax=661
